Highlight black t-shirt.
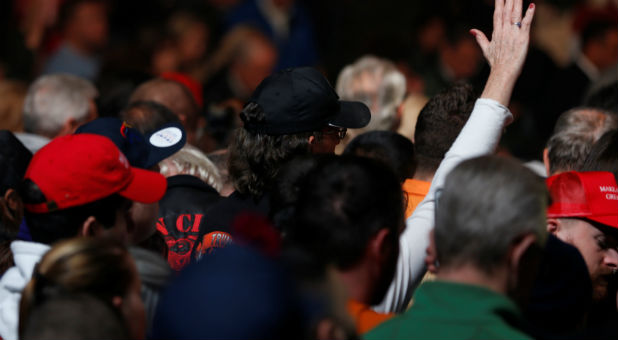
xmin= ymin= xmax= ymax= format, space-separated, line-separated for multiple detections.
xmin=157 ymin=175 xmax=221 ymax=271
xmin=191 ymin=191 xmax=270 ymax=262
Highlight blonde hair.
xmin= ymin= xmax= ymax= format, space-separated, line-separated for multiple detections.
xmin=19 ymin=238 xmax=135 ymax=336
xmin=159 ymin=144 xmax=223 ymax=192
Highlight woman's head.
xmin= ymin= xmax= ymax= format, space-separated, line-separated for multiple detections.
xmin=20 ymin=238 xmax=145 ymax=339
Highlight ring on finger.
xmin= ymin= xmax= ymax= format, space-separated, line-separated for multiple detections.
xmin=513 ymin=22 xmax=522 ymax=28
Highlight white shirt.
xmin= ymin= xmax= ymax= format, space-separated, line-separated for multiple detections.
xmin=0 ymin=241 xmax=50 ymax=340
xmin=374 ymin=98 xmax=513 ymax=313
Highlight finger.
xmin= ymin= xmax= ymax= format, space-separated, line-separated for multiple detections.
xmin=494 ymin=0 xmax=504 ymax=31
xmin=513 ymin=0 xmax=523 ymax=22
xmin=504 ymin=0 xmax=514 ymax=25
xmin=470 ymin=29 xmax=490 ymax=55
xmin=521 ymin=3 xmax=536 ymax=32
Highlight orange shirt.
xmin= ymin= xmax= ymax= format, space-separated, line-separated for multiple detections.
xmin=347 ymin=300 xmax=394 ymax=334
xmin=402 ymin=179 xmax=431 ymax=218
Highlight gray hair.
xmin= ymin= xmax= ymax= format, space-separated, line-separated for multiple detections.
xmin=22 ymin=74 xmax=97 ymax=137
xmin=546 ymin=107 xmax=617 ymax=174
xmin=159 ymin=145 xmax=223 ymax=193
xmin=434 ymin=156 xmax=548 ymax=274
xmin=336 ymin=56 xmax=406 ymax=131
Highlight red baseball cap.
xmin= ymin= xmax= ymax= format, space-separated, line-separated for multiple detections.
xmin=546 ymin=171 xmax=618 ymax=228
xmin=24 ymin=134 xmax=167 ymax=213
xmin=160 ymin=72 xmax=204 ymax=108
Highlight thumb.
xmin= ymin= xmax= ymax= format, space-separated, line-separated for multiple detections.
xmin=470 ymin=29 xmax=490 ymax=56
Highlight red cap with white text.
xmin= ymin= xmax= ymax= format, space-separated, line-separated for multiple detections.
xmin=546 ymin=171 xmax=618 ymax=228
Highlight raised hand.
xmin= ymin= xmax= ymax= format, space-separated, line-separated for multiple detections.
xmin=472 ymin=0 xmax=536 ymax=105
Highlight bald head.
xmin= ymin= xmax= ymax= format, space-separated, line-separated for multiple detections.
xmin=129 ymin=79 xmax=199 ymax=144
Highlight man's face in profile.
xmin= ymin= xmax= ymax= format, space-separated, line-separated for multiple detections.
xmin=310 ymin=126 xmax=346 ymax=154
xmin=560 ymin=219 xmax=618 ymax=301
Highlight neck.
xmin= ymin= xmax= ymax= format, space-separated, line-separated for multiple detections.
xmin=336 ymin=265 xmax=373 ymax=305
xmin=436 ymin=263 xmax=508 ymax=295
xmin=412 ymin=169 xmax=435 ymax=182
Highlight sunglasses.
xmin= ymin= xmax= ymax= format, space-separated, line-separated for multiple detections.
xmin=322 ymin=126 xmax=347 ymax=140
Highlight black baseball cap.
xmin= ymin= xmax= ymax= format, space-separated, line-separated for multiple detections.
xmin=243 ymin=67 xmax=371 ymax=135
xmin=75 ymin=117 xmax=186 ymax=169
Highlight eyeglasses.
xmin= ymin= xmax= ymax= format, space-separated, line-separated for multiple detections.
xmin=321 ymin=127 xmax=347 ymax=140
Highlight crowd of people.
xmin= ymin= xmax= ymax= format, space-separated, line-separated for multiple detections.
xmin=0 ymin=0 xmax=617 ymax=339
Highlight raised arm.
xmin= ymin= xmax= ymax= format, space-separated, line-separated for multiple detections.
xmin=375 ymin=0 xmax=536 ymax=313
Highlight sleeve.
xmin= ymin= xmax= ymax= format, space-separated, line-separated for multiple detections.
xmin=373 ymin=98 xmax=513 ymax=313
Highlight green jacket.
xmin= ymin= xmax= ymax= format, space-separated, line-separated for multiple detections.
xmin=365 ymin=281 xmax=532 ymax=340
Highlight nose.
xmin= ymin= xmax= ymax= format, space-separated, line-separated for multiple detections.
xmin=604 ymin=248 xmax=618 ymax=271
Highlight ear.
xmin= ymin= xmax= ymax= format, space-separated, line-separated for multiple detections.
xmin=2 ymin=189 xmax=24 ymax=228
xmin=542 ymin=148 xmax=550 ymax=176
xmin=369 ymin=228 xmax=394 ymax=262
xmin=315 ymin=318 xmax=346 ymax=340
xmin=508 ymin=233 xmax=538 ymax=274
xmin=308 ymin=135 xmax=316 ymax=145
xmin=308 ymin=135 xmax=317 ymax=153
xmin=112 ymin=296 xmax=123 ymax=309
xmin=547 ymin=218 xmax=560 ymax=234
xmin=425 ymin=229 xmax=439 ymax=274
xmin=59 ymin=117 xmax=79 ymax=136
xmin=4 ymin=189 xmax=21 ymax=214
xmin=80 ymin=216 xmax=100 ymax=237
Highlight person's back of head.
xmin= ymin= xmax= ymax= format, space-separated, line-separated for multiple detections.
xmin=22 ymin=74 xmax=98 ymax=138
xmin=545 ymin=107 xmax=617 ymax=175
xmin=21 ymin=182 xmax=125 ymax=244
xmin=120 ymin=100 xmax=181 ymax=136
xmin=21 ymin=293 xmax=128 ymax=340
xmin=414 ymin=82 xmax=475 ymax=179
xmin=229 ymin=105 xmax=313 ymax=197
xmin=153 ymin=245 xmax=304 ymax=339
xmin=23 ymin=74 xmax=98 ymax=138
xmin=129 ymin=79 xmax=199 ymax=143
xmin=20 ymin=134 xmax=166 ymax=245
xmin=288 ymin=155 xmax=404 ymax=304
xmin=581 ymin=129 xmax=618 ymax=180
xmin=435 ymin=155 xmax=548 ymax=275
xmin=269 ymin=155 xmax=322 ymax=233
xmin=229 ymin=68 xmax=370 ymax=197
xmin=19 ymin=237 xmax=144 ymax=339
xmin=343 ymin=130 xmax=415 ymax=182
xmin=336 ymin=55 xmax=407 ymax=132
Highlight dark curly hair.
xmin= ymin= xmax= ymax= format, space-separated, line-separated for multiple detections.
xmin=229 ymin=103 xmax=313 ymax=197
